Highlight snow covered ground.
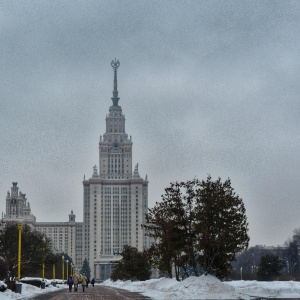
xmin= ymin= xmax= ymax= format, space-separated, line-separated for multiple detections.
xmin=0 ymin=281 xmax=65 ymax=299
xmin=1 ymin=275 xmax=300 ymax=299
xmin=102 ymin=275 xmax=300 ymax=299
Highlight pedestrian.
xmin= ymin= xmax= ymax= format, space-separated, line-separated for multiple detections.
xmin=81 ymin=274 xmax=87 ymax=292
xmin=91 ymin=278 xmax=95 ymax=287
xmin=67 ymin=275 xmax=73 ymax=292
xmin=86 ymin=278 xmax=89 ymax=288
xmin=72 ymin=274 xmax=79 ymax=292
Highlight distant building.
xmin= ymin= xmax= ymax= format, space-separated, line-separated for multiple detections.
xmin=2 ymin=60 xmax=149 ymax=281
xmin=2 ymin=182 xmax=82 ymax=269
xmin=83 ymin=59 xmax=149 ymax=280
xmin=3 ymin=182 xmax=36 ymax=225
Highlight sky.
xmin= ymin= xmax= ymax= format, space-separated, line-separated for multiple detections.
xmin=0 ymin=1 xmax=300 ymax=247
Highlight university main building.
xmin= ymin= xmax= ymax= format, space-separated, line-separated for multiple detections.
xmin=2 ymin=60 xmax=149 ymax=281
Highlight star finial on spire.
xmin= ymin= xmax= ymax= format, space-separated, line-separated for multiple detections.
xmin=111 ymin=59 xmax=120 ymax=106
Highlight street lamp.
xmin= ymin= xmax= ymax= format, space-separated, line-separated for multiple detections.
xmin=17 ymin=224 xmax=22 ymax=281
xmin=42 ymin=237 xmax=46 ymax=281
xmin=62 ymin=255 xmax=64 ymax=282
xmin=251 ymin=253 xmax=256 ymax=273
xmin=52 ymin=257 xmax=55 ymax=282
xmin=66 ymin=259 xmax=69 ymax=280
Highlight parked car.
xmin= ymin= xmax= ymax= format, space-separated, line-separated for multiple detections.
xmin=53 ymin=278 xmax=66 ymax=284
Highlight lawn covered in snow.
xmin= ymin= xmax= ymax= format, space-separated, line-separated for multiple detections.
xmin=102 ymin=275 xmax=300 ymax=299
xmin=1 ymin=275 xmax=300 ymax=299
xmin=0 ymin=281 xmax=65 ymax=299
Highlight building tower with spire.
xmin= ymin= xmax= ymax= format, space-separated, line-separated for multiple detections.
xmin=82 ymin=60 xmax=149 ymax=281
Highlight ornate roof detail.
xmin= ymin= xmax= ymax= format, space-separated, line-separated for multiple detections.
xmin=111 ymin=58 xmax=120 ymax=106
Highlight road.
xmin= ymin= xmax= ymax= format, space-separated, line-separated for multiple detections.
xmin=30 ymin=284 xmax=152 ymax=300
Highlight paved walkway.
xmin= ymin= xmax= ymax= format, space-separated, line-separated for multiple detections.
xmin=31 ymin=285 xmax=152 ymax=300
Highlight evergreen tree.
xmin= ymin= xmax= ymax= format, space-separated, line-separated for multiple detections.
xmin=195 ymin=176 xmax=249 ymax=279
xmin=257 ymin=254 xmax=284 ymax=281
xmin=143 ymin=176 xmax=249 ymax=280
xmin=80 ymin=258 xmax=91 ymax=279
xmin=111 ymin=245 xmax=151 ymax=281
xmin=144 ymin=180 xmax=199 ymax=280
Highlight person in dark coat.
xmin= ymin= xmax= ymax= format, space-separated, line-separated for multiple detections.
xmin=91 ymin=278 xmax=95 ymax=287
xmin=67 ymin=276 xmax=73 ymax=292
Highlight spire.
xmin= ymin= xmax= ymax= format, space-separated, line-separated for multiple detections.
xmin=111 ymin=58 xmax=120 ymax=106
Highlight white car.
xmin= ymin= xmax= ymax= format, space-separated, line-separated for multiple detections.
xmin=53 ymin=278 xmax=66 ymax=284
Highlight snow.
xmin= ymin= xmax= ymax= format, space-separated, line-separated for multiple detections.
xmin=1 ymin=276 xmax=300 ymax=299
xmin=102 ymin=275 xmax=300 ymax=300
xmin=0 ymin=281 xmax=65 ymax=299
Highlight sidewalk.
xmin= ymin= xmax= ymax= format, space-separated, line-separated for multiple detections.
xmin=31 ymin=284 xmax=152 ymax=300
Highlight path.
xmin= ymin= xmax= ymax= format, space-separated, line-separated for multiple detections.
xmin=31 ymin=284 xmax=152 ymax=300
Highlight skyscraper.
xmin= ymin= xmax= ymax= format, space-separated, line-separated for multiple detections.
xmin=82 ymin=60 xmax=149 ymax=281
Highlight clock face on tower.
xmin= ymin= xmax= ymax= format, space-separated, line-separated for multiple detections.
xmin=113 ymin=141 xmax=119 ymax=149
xmin=11 ymin=199 xmax=16 ymax=205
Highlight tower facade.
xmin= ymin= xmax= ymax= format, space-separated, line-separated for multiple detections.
xmin=3 ymin=182 xmax=36 ymax=225
xmin=82 ymin=60 xmax=149 ymax=281
xmin=2 ymin=182 xmax=82 ymax=269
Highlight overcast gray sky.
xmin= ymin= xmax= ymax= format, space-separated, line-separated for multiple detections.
xmin=1 ymin=1 xmax=299 ymax=247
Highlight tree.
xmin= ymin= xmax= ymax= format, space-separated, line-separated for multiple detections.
xmin=195 ymin=176 xmax=249 ymax=279
xmin=80 ymin=258 xmax=91 ymax=280
xmin=143 ymin=180 xmax=199 ymax=280
xmin=143 ymin=176 xmax=249 ymax=280
xmin=257 ymin=254 xmax=284 ymax=281
xmin=0 ymin=257 xmax=8 ymax=280
xmin=0 ymin=222 xmax=52 ymax=279
xmin=284 ymin=228 xmax=300 ymax=279
xmin=111 ymin=245 xmax=151 ymax=281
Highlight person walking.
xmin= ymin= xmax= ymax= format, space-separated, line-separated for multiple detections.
xmin=91 ymin=278 xmax=95 ymax=287
xmin=72 ymin=274 xmax=79 ymax=292
xmin=67 ymin=275 xmax=73 ymax=292
xmin=81 ymin=274 xmax=87 ymax=292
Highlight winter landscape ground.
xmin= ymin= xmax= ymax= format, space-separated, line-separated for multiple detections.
xmin=1 ymin=275 xmax=300 ymax=299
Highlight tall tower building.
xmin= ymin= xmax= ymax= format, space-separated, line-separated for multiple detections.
xmin=83 ymin=60 xmax=149 ymax=281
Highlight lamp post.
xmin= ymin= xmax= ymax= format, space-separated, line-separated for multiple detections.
xmin=251 ymin=253 xmax=256 ymax=273
xmin=66 ymin=259 xmax=69 ymax=280
xmin=52 ymin=257 xmax=56 ymax=282
xmin=17 ymin=223 xmax=22 ymax=281
xmin=42 ymin=237 xmax=46 ymax=281
xmin=62 ymin=255 xmax=64 ymax=282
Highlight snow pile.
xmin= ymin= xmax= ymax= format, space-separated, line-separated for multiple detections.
xmin=103 ymin=275 xmax=243 ymax=299
xmin=170 ymin=275 xmax=240 ymax=299
xmin=103 ymin=276 xmax=300 ymax=299
xmin=0 ymin=280 xmax=7 ymax=292
xmin=226 ymin=280 xmax=300 ymax=299
xmin=0 ymin=282 xmax=63 ymax=299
